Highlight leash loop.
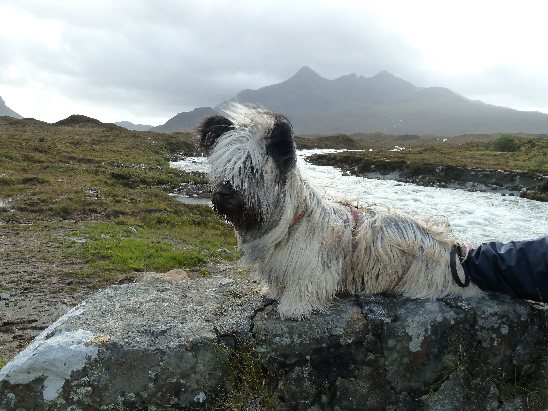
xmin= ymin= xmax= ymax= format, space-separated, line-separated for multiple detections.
xmin=450 ymin=245 xmax=471 ymax=288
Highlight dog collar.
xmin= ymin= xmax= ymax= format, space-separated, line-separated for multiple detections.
xmin=290 ymin=205 xmax=360 ymax=235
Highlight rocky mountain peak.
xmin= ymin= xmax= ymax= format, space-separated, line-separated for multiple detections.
xmin=289 ymin=65 xmax=323 ymax=81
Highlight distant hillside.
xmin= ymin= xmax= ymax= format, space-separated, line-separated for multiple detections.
xmin=150 ymin=107 xmax=216 ymax=133
xmin=115 ymin=121 xmax=152 ymax=131
xmin=0 ymin=96 xmax=22 ymax=119
xmin=152 ymin=67 xmax=548 ymax=136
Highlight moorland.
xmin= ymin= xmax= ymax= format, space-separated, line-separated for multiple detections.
xmin=0 ymin=116 xmax=241 ymax=365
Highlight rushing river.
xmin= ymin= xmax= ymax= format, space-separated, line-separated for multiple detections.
xmin=170 ymin=150 xmax=548 ymax=246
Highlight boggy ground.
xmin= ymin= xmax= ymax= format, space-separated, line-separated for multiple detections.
xmin=0 ymin=222 xmax=98 ymax=364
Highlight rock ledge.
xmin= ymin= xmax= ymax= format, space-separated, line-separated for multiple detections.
xmin=1 ymin=278 xmax=548 ymax=410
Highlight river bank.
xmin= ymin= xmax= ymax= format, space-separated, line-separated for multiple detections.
xmin=306 ymin=141 xmax=548 ymax=201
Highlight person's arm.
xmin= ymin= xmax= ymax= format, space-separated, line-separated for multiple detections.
xmin=465 ymin=235 xmax=548 ymax=302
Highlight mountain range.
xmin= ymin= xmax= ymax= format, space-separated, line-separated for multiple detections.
xmin=4 ymin=67 xmax=548 ymax=136
xmin=152 ymin=66 xmax=548 ymax=136
xmin=0 ymin=96 xmax=22 ymax=119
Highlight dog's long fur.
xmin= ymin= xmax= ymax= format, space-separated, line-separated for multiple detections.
xmin=199 ymin=104 xmax=482 ymax=319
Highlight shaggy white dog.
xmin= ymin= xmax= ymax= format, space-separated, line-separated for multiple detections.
xmin=199 ymin=104 xmax=482 ymax=319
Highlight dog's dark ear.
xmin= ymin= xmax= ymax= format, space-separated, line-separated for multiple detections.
xmin=265 ymin=115 xmax=296 ymax=176
xmin=198 ymin=115 xmax=235 ymax=152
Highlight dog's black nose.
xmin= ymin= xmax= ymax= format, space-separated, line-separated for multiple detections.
xmin=216 ymin=182 xmax=235 ymax=198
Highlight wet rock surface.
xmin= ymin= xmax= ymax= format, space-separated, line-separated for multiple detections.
xmin=1 ymin=280 xmax=548 ymax=410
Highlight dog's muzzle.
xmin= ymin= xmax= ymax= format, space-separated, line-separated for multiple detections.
xmin=215 ymin=181 xmax=235 ymax=199
xmin=212 ymin=182 xmax=238 ymax=214
xmin=211 ymin=182 xmax=262 ymax=232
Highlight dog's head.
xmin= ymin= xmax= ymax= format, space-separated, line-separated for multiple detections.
xmin=198 ymin=104 xmax=297 ymax=232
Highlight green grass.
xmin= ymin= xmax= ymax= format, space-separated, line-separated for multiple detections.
xmin=0 ymin=117 xmax=201 ymax=222
xmin=1 ymin=211 xmax=240 ymax=285
xmin=81 ymin=238 xmax=207 ymax=274
xmin=71 ymin=209 xmax=239 ymax=280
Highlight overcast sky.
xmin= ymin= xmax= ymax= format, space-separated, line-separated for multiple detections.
xmin=1 ymin=0 xmax=547 ymax=126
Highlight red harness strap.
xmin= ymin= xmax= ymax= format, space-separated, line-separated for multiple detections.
xmin=291 ymin=204 xmax=360 ymax=236
xmin=291 ymin=210 xmax=306 ymax=226
xmin=348 ymin=205 xmax=360 ymax=235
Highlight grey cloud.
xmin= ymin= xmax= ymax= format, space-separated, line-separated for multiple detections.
xmin=3 ymin=1 xmax=423 ymax=119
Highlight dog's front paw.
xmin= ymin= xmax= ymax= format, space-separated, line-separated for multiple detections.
xmin=277 ymin=300 xmax=325 ymax=321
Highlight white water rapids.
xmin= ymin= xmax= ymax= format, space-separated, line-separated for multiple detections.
xmin=170 ymin=150 xmax=548 ymax=246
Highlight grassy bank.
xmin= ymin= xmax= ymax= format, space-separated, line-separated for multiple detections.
xmin=309 ymin=137 xmax=548 ymax=172
xmin=0 ymin=116 xmax=239 ymax=285
xmin=296 ymin=131 xmax=548 ymax=151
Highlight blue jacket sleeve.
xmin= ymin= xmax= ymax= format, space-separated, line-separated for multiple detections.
xmin=465 ymin=235 xmax=548 ymax=302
